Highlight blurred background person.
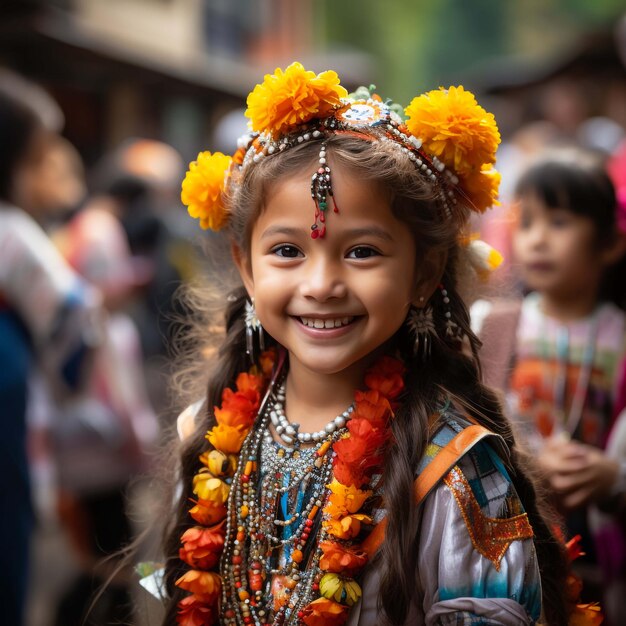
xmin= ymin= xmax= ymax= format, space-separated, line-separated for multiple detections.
xmin=50 ymin=207 xmax=159 ymax=626
xmin=87 ymin=139 xmax=198 ymax=412
xmin=478 ymin=148 xmax=626 ymax=623
xmin=0 ymin=68 xmax=101 ymax=626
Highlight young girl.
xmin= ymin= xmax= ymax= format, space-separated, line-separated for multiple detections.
xmin=480 ymin=148 xmax=626 ymax=623
xmin=162 ymin=63 xmax=573 ymax=626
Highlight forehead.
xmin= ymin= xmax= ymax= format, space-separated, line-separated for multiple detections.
xmin=255 ymin=163 xmax=399 ymax=234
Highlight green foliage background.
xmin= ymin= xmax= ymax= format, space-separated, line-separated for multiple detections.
xmin=318 ymin=0 xmax=624 ymax=103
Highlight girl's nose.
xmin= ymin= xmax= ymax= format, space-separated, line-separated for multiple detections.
xmin=299 ymin=257 xmax=347 ymax=301
xmin=527 ymin=222 xmax=548 ymax=248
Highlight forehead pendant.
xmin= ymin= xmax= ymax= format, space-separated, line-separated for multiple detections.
xmin=310 ymin=141 xmax=339 ymax=239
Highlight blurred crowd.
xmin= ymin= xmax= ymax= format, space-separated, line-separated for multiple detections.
xmin=0 ymin=68 xmax=202 ymax=626
xmin=1 ymin=29 xmax=626 ymax=626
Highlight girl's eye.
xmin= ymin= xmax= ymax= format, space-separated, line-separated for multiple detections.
xmin=272 ymin=244 xmax=302 ymax=258
xmin=347 ymin=246 xmax=379 ymax=259
xmin=550 ymin=212 xmax=572 ymax=228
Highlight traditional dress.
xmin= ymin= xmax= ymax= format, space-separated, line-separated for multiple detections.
xmin=178 ymin=401 xmax=542 ymax=625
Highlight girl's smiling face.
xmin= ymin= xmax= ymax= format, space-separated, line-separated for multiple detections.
xmin=235 ymin=161 xmax=424 ymax=379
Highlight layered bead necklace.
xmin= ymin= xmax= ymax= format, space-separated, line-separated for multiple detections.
xmin=269 ymin=383 xmax=354 ymax=446
xmin=221 ymin=380 xmax=352 ymax=625
xmin=175 ymin=352 xmax=406 ymax=626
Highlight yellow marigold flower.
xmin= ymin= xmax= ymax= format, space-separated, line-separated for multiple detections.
xmin=324 ymin=479 xmax=372 ymax=518
xmin=181 ymin=151 xmax=232 ymax=231
xmin=192 ymin=469 xmax=230 ymax=504
xmin=206 ymin=423 xmax=248 ymax=454
xmin=323 ymin=514 xmax=372 ymax=540
xmin=461 ymin=165 xmax=501 ymax=213
xmin=245 ymin=62 xmax=348 ymax=139
xmin=404 ymin=86 xmax=500 ymax=177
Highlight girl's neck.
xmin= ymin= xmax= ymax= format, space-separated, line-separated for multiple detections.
xmin=538 ymin=288 xmax=600 ymax=322
xmin=283 ymin=357 xmax=369 ymax=433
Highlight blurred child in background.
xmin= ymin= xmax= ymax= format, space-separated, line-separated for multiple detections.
xmin=479 ymin=148 xmax=626 ymax=623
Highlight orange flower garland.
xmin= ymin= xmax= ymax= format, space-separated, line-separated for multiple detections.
xmin=175 ymin=350 xmax=276 ymax=623
xmin=303 ymin=356 xmax=405 ymax=624
xmin=177 ymin=352 xmax=405 ymax=625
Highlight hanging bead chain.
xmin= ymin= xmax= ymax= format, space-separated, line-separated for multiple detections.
xmin=220 ymin=384 xmax=345 ymax=626
xmin=310 ymin=141 xmax=339 ymax=239
xmin=269 ymin=383 xmax=354 ymax=445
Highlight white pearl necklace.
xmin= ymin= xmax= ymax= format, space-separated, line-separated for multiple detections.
xmin=269 ymin=383 xmax=353 ymax=445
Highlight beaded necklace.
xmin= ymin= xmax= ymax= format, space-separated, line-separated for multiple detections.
xmin=175 ymin=351 xmax=406 ymax=626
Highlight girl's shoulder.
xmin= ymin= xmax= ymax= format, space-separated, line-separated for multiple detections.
xmin=424 ymin=407 xmax=522 ymax=519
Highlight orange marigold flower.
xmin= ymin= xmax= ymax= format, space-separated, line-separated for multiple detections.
xmin=332 ymin=459 xmax=366 ymax=488
xmin=214 ymin=388 xmax=259 ymax=428
xmin=353 ymin=390 xmax=392 ymax=425
xmin=364 ymin=357 xmax=405 ymax=399
xmin=459 ymin=165 xmax=501 ymax=213
xmin=301 ymin=597 xmax=350 ymax=626
xmin=175 ymin=570 xmax=222 ymax=603
xmin=323 ymin=514 xmax=372 ymax=540
xmin=259 ymin=348 xmax=277 ymax=378
xmin=405 ymin=86 xmax=500 ymax=178
xmin=319 ymin=540 xmax=368 ymax=574
xmin=176 ymin=594 xmax=217 ymax=626
xmin=325 ymin=479 xmax=372 ymax=517
xmin=206 ymin=423 xmax=248 ymax=454
xmin=192 ymin=470 xmax=230 ymax=504
xmin=188 ymin=499 xmax=227 ymax=526
xmin=245 ymin=62 xmax=348 ymax=139
xmin=181 ymin=151 xmax=232 ymax=231
xmin=179 ymin=521 xmax=226 ymax=569
xmin=236 ymin=371 xmax=264 ymax=395
xmin=335 ymin=420 xmax=388 ymax=466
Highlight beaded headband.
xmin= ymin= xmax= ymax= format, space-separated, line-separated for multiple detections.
xmin=181 ymin=61 xmax=501 ymax=238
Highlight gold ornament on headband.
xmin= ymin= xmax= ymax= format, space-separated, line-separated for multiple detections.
xmin=180 ymin=61 xmax=502 ymax=232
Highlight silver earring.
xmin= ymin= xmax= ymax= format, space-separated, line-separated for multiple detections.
xmin=406 ymin=305 xmax=436 ymax=359
xmin=244 ymin=297 xmax=265 ymax=359
xmin=439 ymin=285 xmax=459 ymax=339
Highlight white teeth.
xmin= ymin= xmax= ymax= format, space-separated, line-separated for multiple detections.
xmin=299 ymin=316 xmax=354 ymax=329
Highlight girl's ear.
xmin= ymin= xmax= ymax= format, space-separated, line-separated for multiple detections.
xmin=231 ymin=241 xmax=254 ymax=297
xmin=412 ymin=248 xmax=448 ymax=306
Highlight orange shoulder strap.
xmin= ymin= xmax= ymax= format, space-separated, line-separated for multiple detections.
xmin=361 ymin=424 xmax=494 ymax=558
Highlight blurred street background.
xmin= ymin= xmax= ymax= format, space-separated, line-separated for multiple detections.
xmin=1 ymin=1 xmax=625 ymax=625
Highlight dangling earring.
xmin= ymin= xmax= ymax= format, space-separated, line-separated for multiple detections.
xmin=439 ymin=284 xmax=460 ymax=339
xmin=406 ymin=303 xmax=436 ymax=359
xmin=244 ymin=297 xmax=265 ymax=360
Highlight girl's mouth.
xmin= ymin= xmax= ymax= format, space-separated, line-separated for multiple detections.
xmin=298 ymin=316 xmax=355 ymax=329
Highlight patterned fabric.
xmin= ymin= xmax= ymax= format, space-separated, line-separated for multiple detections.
xmin=508 ymin=292 xmax=626 ymax=447
xmin=349 ymin=409 xmax=542 ymax=626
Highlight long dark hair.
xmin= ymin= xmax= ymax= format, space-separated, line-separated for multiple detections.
xmin=162 ymin=135 xmax=569 ymax=625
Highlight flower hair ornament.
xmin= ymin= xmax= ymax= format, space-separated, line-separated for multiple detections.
xmin=180 ymin=61 xmax=502 ymax=242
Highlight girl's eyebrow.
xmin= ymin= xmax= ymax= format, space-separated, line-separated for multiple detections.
xmin=260 ymin=225 xmax=307 ymax=240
